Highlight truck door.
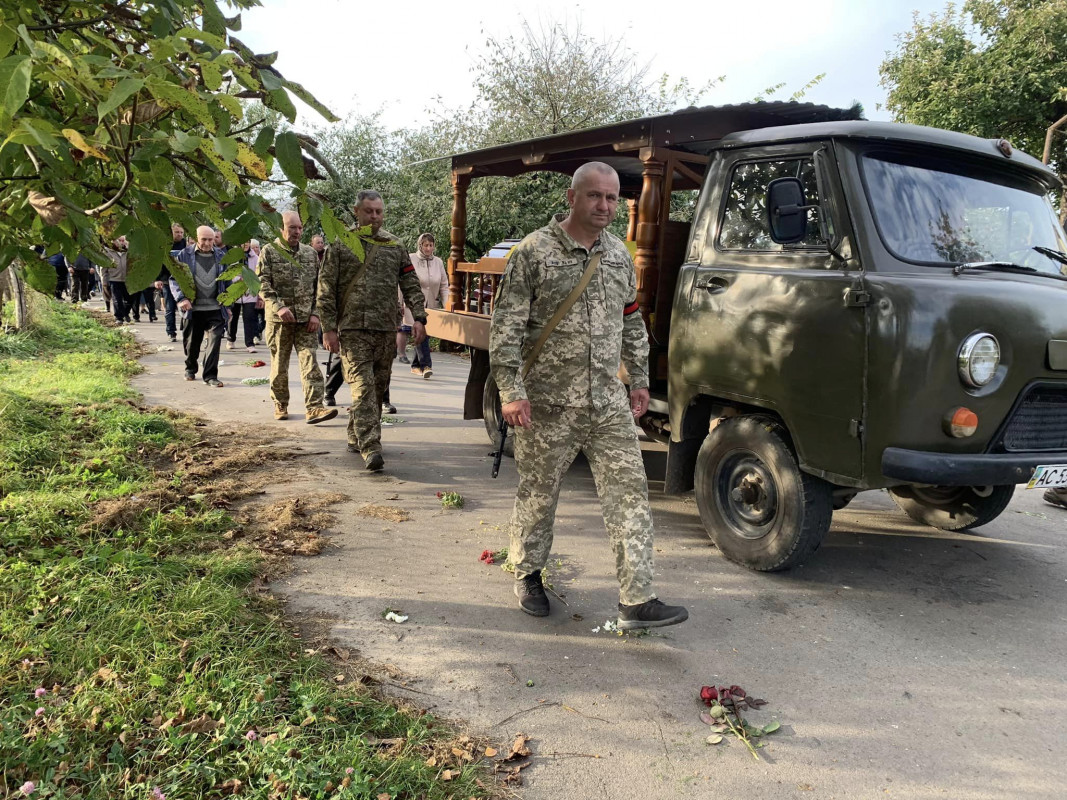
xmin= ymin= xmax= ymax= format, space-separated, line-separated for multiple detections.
xmin=679 ymin=143 xmax=867 ymax=485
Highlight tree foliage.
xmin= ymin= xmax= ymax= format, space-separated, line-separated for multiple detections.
xmin=0 ymin=0 xmax=342 ymax=296
xmin=310 ymin=19 xmax=714 ymax=262
xmin=880 ymin=0 xmax=1067 ymax=177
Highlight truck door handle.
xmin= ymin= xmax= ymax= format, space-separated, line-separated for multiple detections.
xmin=696 ymin=276 xmax=730 ymax=294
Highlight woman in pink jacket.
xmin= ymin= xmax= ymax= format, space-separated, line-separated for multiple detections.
xmin=404 ymin=233 xmax=448 ymax=378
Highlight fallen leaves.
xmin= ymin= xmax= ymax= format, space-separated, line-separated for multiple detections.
xmin=358 ymin=504 xmax=411 ymax=523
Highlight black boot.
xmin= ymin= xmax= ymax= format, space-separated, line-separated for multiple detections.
xmin=514 ymin=571 xmax=549 ymax=617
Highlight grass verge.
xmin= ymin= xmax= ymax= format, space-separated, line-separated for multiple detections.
xmin=0 ymin=300 xmax=491 ymax=799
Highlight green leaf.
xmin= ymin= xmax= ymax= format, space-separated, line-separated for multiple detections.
xmin=169 ymin=257 xmax=196 ymax=303
xmin=217 ymin=281 xmax=247 ymax=306
xmin=5 ymin=117 xmax=59 ymax=148
xmin=258 ymin=68 xmax=283 ymax=92
xmin=198 ymin=140 xmax=238 ymax=186
xmin=266 ymin=88 xmax=296 ymax=123
xmin=252 ymin=125 xmax=274 ymax=156
xmin=0 ymin=24 xmax=18 ymax=59
xmin=0 ymin=55 xmax=32 ymax=118
xmin=223 ymin=213 xmax=260 ymax=246
xmin=762 ymin=721 xmax=781 ymax=734
xmin=200 ymin=0 xmax=226 ymax=37
xmin=282 ymin=78 xmax=339 ymax=122
xmin=148 ymin=673 xmax=166 ymax=688
xmin=705 ymin=734 xmax=724 ymax=745
xmin=200 ymin=58 xmax=223 ymax=91
xmin=170 ymin=130 xmax=201 ymax=153
xmin=19 ymin=255 xmax=57 ymax=295
xmin=126 ymin=225 xmax=171 ymax=293
xmin=149 ymin=81 xmax=216 ymax=132
xmin=98 ymin=77 xmax=144 ymax=120
xmin=221 ymin=247 xmax=246 ymax=267
xmin=273 ymin=130 xmax=305 ymax=188
xmin=211 ymin=134 xmax=238 ymax=162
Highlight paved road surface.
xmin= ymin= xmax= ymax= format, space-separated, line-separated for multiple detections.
xmin=129 ymin=314 xmax=1067 ymax=800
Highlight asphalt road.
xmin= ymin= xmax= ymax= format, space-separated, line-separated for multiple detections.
xmin=129 ymin=312 xmax=1067 ymax=800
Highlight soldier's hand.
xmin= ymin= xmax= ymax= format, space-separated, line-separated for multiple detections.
xmin=323 ymin=330 xmax=340 ymax=354
xmin=178 ymin=299 xmax=192 ymax=312
xmin=412 ymin=321 xmax=427 ymax=345
xmin=306 ymin=315 xmax=320 ymax=334
xmin=502 ymin=399 xmax=532 ymax=429
xmin=630 ymin=387 xmax=650 ymax=419
xmin=278 ymin=306 xmax=296 ymax=323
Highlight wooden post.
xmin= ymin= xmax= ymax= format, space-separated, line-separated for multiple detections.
xmin=626 ymin=198 xmax=638 ymax=241
xmin=634 ymin=152 xmax=664 ymax=326
xmin=448 ymin=171 xmax=470 ymax=312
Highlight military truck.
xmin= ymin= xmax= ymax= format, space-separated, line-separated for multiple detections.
xmin=426 ymin=102 xmax=1067 ymax=571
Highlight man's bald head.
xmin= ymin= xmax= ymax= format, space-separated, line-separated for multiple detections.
xmin=571 ymin=162 xmax=619 ymax=192
xmin=196 ymin=225 xmax=215 ymax=252
xmin=281 ymin=210 xmax=303 ymax=248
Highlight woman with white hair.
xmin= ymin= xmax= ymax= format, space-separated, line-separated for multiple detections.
xmin=225 ymin=239 xmax=261 ymax=353
xmin=404 ymin=233 xmax=448 ymax=378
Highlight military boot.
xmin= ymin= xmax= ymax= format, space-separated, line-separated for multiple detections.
xmin=273 ymin=403 xmax=288 ymax=421
xmin=617 ymin=598 xmax=688 ymax=630
xmin=1044 ymin=488 xmax=1067 ymax=509
xmin=514 ymin=571 xmax=549 ymax=617
xmin=306 ymin=407 xmax=338 ymax=425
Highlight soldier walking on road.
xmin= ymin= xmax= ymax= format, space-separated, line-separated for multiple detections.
xmin=489 ymin=162 xmax=689 ymax=630
xmin=258 ymin=211 xmax=337 ymax=425
xmin=317 ymin=190 xmax=427 ymax=471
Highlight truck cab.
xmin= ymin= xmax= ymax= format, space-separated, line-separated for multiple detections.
xmin=429 ymin=104 xmax=1067 ymax=571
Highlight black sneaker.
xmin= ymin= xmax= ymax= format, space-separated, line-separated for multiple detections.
xmin=324 ymin=395 xmax=336 ymax=407
xmin=514 ymin=571 xmax=549 ymax=617
xmin=168 ymin=334 xmax=177 ymax=342
xmin=617 ymin=598 xmax=688 ymax=630
xmin=364 ymin=452 xmax=384 ymax=471
xmin=184 ymin=371 xmax=196 ymax=381
xmin=347 ymin=442 xmax=359 ymax=453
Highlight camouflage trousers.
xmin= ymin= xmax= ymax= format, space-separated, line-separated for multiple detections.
xmin=339 ymin=330 xmax=394 ymax=458
xmin=508 ymin=401 xmax=655 ymax=605
xmin=265 ymin=318 xmax=324 ymax=412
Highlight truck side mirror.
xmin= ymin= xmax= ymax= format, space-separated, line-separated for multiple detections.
xmin=766 ymin=177 xmax=809 ymax=244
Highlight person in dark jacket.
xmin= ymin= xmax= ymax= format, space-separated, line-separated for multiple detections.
xmin=70 ymin=252 xmax=95 ymax=303
xmin=169 ymin=225 xmax=230 ymax=387
xmin=48 ymin=252 xmax=68 ymax=300
xmin=158 ymin=223 xmax=184 ymax=342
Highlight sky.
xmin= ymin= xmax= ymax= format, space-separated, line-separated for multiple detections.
xmin=234 ymin=0 xmax=951 ymax=134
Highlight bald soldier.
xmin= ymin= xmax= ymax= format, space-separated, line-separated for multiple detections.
xmin=257 ymin=211 xmax=337 ymax=424
xmin=169 ymin=225 xmax=231 ymax=387
xmin=489 ymin=161 xmax=689 ymax=630
xmin=318 ymin=190 xmax=427 ymax=471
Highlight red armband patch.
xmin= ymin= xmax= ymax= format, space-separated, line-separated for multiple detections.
xmin=401 ymin=264 xmax=415 ymax=275
xmin=623 ymin=300 xmax=640 ymax=316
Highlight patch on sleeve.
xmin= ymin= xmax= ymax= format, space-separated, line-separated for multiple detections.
xmin=401 ymin=264 xmax=415 ymax=275
xmin=623 ymin=299 xmax=640 ymax=316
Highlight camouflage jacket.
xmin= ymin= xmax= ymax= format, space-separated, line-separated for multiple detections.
xmin=489 ymin=215 xmax=649 ymax=409
xmin=316 ymin=228 xmax=427 ymax=333
xmin=258 ymin=238 xmax=320 ymax=323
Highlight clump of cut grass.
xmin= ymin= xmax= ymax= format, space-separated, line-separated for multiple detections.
xmin=1 ymin=301 xmax=490 ymax=799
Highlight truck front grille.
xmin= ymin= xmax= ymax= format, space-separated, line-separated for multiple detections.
xmin=999 ymin=384 xmax=1067 ymax=452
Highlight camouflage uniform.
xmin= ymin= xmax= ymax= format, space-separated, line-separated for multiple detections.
xmin=316 ymin=228 xmax=426 ymax=457
xmin=258 ymin=238 xmax=326 ymax=412
xmin=489 ymin=215 xmax=654 ymax=605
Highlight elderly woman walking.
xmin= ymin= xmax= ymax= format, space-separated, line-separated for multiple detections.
xmin=404 ymin=233 xmax=448 ymax=378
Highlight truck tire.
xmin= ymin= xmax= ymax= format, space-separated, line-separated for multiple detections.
xmin=694 ymin=416 xmax=833 ymax=571
xmin=887 ymin=484 xmax=1015 ymax=531
xmin=482 ymin=374 xmax=514 ymax=458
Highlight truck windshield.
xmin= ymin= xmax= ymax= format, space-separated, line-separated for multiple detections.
xmin=861 ymin=151 xmax=1067 ymax=277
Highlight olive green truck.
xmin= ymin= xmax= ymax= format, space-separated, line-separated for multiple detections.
xmin=426 ymin=101 xmax=1067 ymax=571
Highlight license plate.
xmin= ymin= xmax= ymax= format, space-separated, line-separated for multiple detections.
xmin=1027 ymin=464 xmax=1067 ymax=489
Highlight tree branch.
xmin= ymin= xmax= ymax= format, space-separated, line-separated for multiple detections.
xmin=85 ymin=158 xmax=132 ymax=217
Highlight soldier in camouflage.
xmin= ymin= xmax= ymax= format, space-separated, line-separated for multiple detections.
xmin=489 ymin=162 xmax=689 ymax=630
xmin=258 ymin=210 xmax=337 ymax=425
xmin=318 ymin=190 xmax=427 ymax=471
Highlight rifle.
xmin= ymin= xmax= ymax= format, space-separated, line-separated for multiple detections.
xmin=491 ymin=415 xmax=508 ymax=478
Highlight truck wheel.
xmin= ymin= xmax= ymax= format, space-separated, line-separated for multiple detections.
xmin=887 ymin=484 xmax=1015 ymax=531
xmin=694 ymin=416 xmax=833 ymax=571
xmin=482 ymin=374 xmax=514 ymax=458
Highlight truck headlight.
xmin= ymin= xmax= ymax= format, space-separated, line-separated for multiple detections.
xmin=958 ymin=333 xmax=1000 ymax=388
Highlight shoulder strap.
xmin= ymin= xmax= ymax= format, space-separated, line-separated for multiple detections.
xmin=339 ymin=243 xmax=381 ymax=311
xmin=521 ymin=252 xmax=601 ymax=380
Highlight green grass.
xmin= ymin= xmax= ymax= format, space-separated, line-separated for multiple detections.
xmin=1 ymin=300 xmax=489 ymax=799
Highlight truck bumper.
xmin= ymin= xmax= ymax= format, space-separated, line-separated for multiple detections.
xmin=881 ymin=447 xmax=1067 ymax=485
